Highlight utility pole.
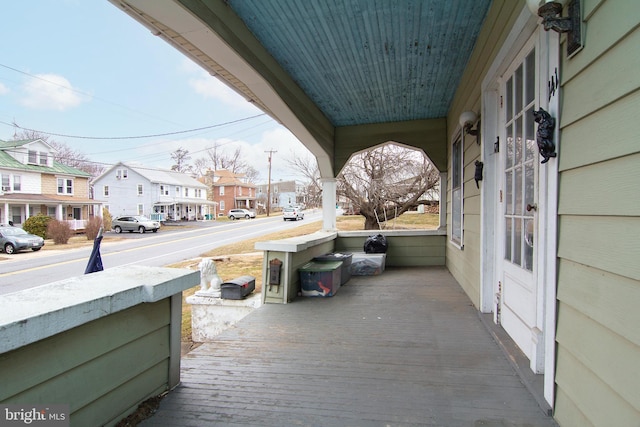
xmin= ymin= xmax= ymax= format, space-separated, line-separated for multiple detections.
xmin=265 ymin=149 xmax=277 ymax=216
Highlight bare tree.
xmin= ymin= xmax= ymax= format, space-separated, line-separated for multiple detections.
xmin=12 ymin=130 xmax=104 ymax=177
xmin=170 ymin=147 xmax=192 ymax=173
xmin=286 ymin=153 xmax=322 ymax=208
xmin=204 ymin=143 xmax=260 ymax=182
xmin=338 ymin=144 xmax=439 ymax=230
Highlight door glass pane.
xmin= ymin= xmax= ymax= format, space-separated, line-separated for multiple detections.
xmin=525 ymin=106 xmax=536 ymax=160
xmin=514 ymin=218 xmax=522 ymax=266
xmin=515 ymin=115 xmax=523 ymax=165
xmin=505 ymin=218 xmax=512 ymax=261
xmin=506 ymin=124 xmax=514 ymax=168
xmin=525 ymin=50 xmax=535 ymax=105
xmin=515 ymin=64 xmax=523 ymax=112
xmin=505 ymin=170 xmax=513 ymax=215
xmin=524 ymin=162 xmax=535 ymax=217
xmin=515 ymin=166 xmax=523 ymax=215
xmin=506 ymin=77 xmax=513 ymax=122
xmin=524 ymin=218 xmax=534 ymax=271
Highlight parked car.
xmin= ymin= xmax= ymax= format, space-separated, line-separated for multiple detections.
xmin=0 ymin=225 xmax=45 ymax=254
xmin=283 ymin=206 xmax=304 ymax=221
xmin=112 ymin=215 xmax=160 ymax=233
xmin=228 ymin=209 xmax=256 ymax=220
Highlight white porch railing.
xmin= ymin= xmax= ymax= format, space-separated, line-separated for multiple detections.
xmin=64 ymin=219 xmax=87 ymax=230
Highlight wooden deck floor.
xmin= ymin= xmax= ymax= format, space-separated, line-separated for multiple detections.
xmin=143 ymin=267 xmax=558 ymax=426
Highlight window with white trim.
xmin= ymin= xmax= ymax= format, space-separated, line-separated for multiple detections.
xmin=12 ymin=175 xmax=21 ymax=191
xmin=1 ymin=175 xmax=9 ymax=192
xmin=137 ymin=204 xmax=144 ymax=215
xmin=57 ymin=177 xmax=74 ymax=195
xmin=219 ymin=186 xmax=225 ymax=196
xmin=28 ymin=150 xmax=37 ymax=164
xmin=137 ymin=184 xmax=143 ymax=196
xmin=103 ymin=185 xmax=109 ymax=197
xmin=116 ymin=169 xmax=128 ymax=179
xmin=39 ymin=152 xmax=48 ymax=165
xmin=451 ymin=133 xmax=463 ymax=247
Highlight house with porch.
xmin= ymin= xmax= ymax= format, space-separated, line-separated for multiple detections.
xmin=202 ymin=169 xmax=256 ymax=216
xmin=256 ymin=179 xmax=307 ymax=212
xmin=109 ymin=0 xmax=639 ymax=424
xmin=0 ymin=138 xmax=101 ymax=229
xmin=1 ymin=1 xmax=635 ymax=425
xmin=93 ymin=162 xmax=215 ymax=221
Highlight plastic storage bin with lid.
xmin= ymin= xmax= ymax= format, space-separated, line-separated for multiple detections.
xmin=312 ymin=252 xmax=352 ymax=285
xmin=298 ymin=261 xmax=342 ymax=297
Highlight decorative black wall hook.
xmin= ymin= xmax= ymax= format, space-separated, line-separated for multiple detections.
xmin=533 ymin=108 xmax=557 ymax=164
xmin=474 ymin=161 xmax=483 ymax=188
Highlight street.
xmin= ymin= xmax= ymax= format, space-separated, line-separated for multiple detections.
xmin=0 ymin=211 xmax=321 ymax=295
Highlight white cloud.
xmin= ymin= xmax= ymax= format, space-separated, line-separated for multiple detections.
xmin=0 ymin=82 xmax=9 ymax=95
xmin=182 ymin=58 xmax=261 ymax=113
xmin=130 ymin=125 xmax=313 ymax=183
xmin=19 ymin=74 xmax=85 ymax=111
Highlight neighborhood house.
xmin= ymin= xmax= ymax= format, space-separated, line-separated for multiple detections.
xmin=93 ymin=162 xmax=216 ymax=221
xmin=0 ymin=139 xmax=101 ymax=228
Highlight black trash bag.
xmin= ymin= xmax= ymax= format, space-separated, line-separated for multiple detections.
xmin=364 ymin=234 xmax=388 ymax=254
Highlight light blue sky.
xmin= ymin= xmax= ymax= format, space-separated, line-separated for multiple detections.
xmin=0 ymin=1 xmax=310 ymax=182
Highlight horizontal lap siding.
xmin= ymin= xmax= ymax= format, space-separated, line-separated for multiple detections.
xmin=555 ymin=0 xmax=640 ymax=423
xmin=0 ymin=299 xmax=172 ymax=426
xmin=335 ymin=235 xmax=445 ymax=267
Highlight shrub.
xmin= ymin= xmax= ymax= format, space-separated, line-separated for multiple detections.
xmin=102 ymin=208 xmax=112 ymax=232
xmin=85 ymin=216 xmax=104 ymax=240
xmin=47 ymin=219 xmax=73 ymax=244
xmin=22 ymin=214 xmax=51 ymax=239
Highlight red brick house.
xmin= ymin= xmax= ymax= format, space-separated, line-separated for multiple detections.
xmin=202 ymin=169 xmax=256 ymax=216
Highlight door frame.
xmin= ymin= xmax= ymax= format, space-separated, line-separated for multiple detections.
xmin=479 ymin=6 xmax=560 ymax=407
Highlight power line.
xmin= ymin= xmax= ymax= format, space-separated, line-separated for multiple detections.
xmin=3 ymin=114 xmax=267 ymax=140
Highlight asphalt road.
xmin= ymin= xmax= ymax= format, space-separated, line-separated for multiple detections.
xmin=0 ymin=211 xmax=321 ymax=295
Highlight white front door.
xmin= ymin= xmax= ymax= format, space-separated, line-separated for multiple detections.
xmin=497 ymin=39 xmax=545 ymax=373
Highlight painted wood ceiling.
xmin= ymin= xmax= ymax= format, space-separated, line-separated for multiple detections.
xmin=226 ymin=0 xmax=492 ymax=127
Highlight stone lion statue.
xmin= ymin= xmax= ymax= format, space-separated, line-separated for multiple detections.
xmin=198 ymin=258 xmax=222 ymax=296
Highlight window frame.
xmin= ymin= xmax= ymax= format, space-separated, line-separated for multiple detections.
xmin=12 ymin=175 xmax=21 ymax=192
xmin=57 ymin=177 xmax=74 ymax=195
xmin=451 ymin=131 xmax=464 ymax=248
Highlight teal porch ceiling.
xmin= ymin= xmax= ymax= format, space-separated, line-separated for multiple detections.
xmin=226 ymin=0 xmax=492 ymax=127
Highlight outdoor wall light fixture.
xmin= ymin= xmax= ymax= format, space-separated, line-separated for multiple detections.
xmin=459 ymin=111 xmax=479 ymax=136
xmin=459 ymin=111 xmax=480 ymax=144
xmin=527 ymin=0 xmax=582 ymax=56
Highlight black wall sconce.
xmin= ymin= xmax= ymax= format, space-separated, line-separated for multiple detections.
xmin=528 ymin=0 xmax=582 ymax=56
xmin=459 ymin=111 xmax=480 ymax=145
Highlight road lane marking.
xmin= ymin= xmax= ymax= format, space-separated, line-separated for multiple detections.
xmin=0 ymin=217 xmax=311 ymax=278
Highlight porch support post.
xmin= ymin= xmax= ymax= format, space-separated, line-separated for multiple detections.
xmin=25 ymin=203 xmax=30 ymax=221
xmin=57 ymin=204 xmax=63 ymax=221
xmin=3 ymin=203 xmax=9 ymax=224
xmin=438 ymin=172 xmax=447 ymax=231
xmin=320 ymin=178 xmax=337 ymax=231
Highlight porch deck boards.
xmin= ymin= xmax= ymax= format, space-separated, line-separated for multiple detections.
xmin=143 ymin=267 xmax=557 ymax=426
